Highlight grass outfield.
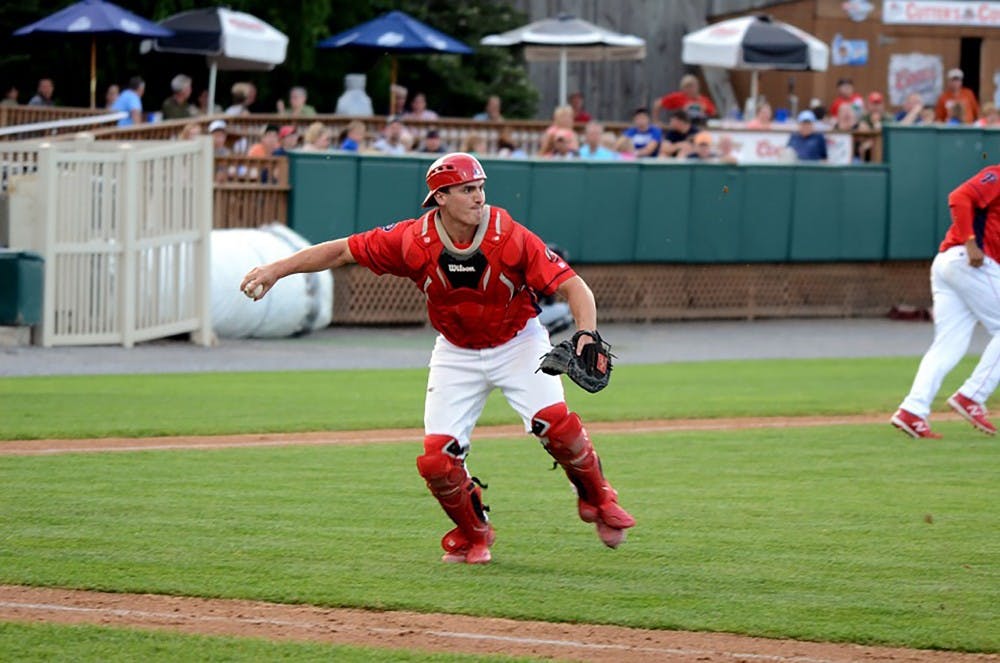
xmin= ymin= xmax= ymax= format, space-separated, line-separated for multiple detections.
xmin=0 ymin=622 xmax=534 ymax=662
xmin=2 ymin=426 xmax=997 ymax=652
xmin=0 ymin=356 xmax=984 ymax=440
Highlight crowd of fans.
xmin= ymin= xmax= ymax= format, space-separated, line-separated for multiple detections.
xmin=6 ymin=66 xmax=998 ymax=167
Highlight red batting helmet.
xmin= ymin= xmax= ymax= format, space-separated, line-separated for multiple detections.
xmin=422 ymin=152 xmax=487 ymax=207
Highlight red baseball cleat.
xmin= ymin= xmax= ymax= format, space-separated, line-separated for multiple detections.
xmin=440 ymin=526 xmax=496 ymax=564
xmin=890 ymin=408 xmax=942 ymax=439
xmin=579 ymin=498 xmax=635 ymax=549
xmin=947 ymin=393 xmax=997 ymax=435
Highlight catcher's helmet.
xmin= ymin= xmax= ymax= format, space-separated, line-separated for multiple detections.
xmin=422 ymin=152 xmax=487 ymax=207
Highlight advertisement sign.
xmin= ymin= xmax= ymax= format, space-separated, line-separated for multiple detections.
xmin=714 ymin=130 xmax=853 ymax=166
xmin=883 ymin=0 xmax=1000 ymax=27
xmin=831 ymin=34 xmax=869 ymax=66
xmin=887 ymin=53 xmax=943 ymax=106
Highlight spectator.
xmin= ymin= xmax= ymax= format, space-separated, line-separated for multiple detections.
xmin=1 ymin=85 xmax=17 ymax=106
xmin=895 ymin=93 xmax=928 ymax=125
xmin=404 ymin=92 xmax=439 ymax=121
xmin=578 ymin=121 xmax=617 ymax=160
xmin=373 ymin=117 xmax=409 ymax=154
xmin=658 ymin=109 xmax=696 ymax=159
xmin=276 ymin=86 xmax=316 ymax=116
xmin=944 ymin=102 xmax=965 ymax=126
xmin=623 ymin=107 xmax=662 ymax=158
xmin=389 ymin=84 xmax=407 ymax=117
xmin=975 ymin=102 xmax=1000 ymax=128
xmin=935 ymin=69 xmax=980 ymax=123
xmin=542 ymin=105 xmax=580 ymax=154
xmin=473 ymin=95 xmax=504 ymax=122
xmin=247 ymin=124 xmax=280 ymax=157
xmin=338 ymin=120 xmax=366 ymax=151
xmin=196 ymin=89 xmax=222 ymax=115
xmin=613 ymin=135 xmax=637 ymax=160
xmin=497 ymin=128 xmax=526 ymax=158
xmin=546 ymin=129 xmax=578 ymax=159
xmin=460 ymin=131 xmax=487 ymax=155
xmin=178 ymin=122 xmax=201 ymax=140
xmin=919 ymin=106 xmax=938 ymax=124
xmin=28 ymin=78 xmax=55 ymax=106
xmin=111 ymin=76 xmax=144 ymax=126
xmin=302 ymin=122 xmax=334 ymax=152
xmin=787 ymin=110 xmax=827 ymax=162
xmin=243 ymin=82 xmax=258 ymax=112
xmin=226 ymin=82 xmax=252 ymax=116
xmin=104 ymin=84 xmax=119 ymax=110
xmin=744 ymin=102 xmax=773 ymax=129
xmin=686 ymin=131 xmax=717 ymax=161
xmin=273 ymin=125 xmax=299 ymax=155
xmin=829 ymin=78 xmax=863 ymax=119
xmin=860 ymin=91 xmax=887 ymax=130
xmin=834 ymin=104 xmax=860 ymax=132
xmin=569 ymin=91 xmax=591 ymax=123
xmin=418 ymin=129 xmax=447 ymax=154
xmin=336 ymin=74 xmax=374 ymax=116
xmin=209 ymin=119 xmax=231 ymax=156
xmin=658 ymin=74 xmax=716 ymax=123
xmin=162 ymin=74 xmax=197 ymax=120
xmin=717 ymin=135 xmax=739 ymax=165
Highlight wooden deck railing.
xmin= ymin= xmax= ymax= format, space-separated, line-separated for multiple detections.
xmin=212 ymin=155 xmax=289 ymax=228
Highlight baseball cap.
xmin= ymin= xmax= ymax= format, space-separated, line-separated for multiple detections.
xmin=796 ymin=110 xmax=817 ymax=123
xmin=868 ymin=91 xmax=884 ymax=104
xmin=948 ymin=68 xmax=964 ymax=80
xmin=278 ymin=125 xmax=296 ymax=139
xmin=425 ymin=129 xmax=440 ymax=139
xmin=693 ymin=131 xmax=712 ymax=146
xmin=208 ymin=119 xmax=227 ymax=133
xmin=836 ymin=77 xmax=853 ymax=87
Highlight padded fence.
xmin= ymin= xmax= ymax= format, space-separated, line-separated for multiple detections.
xmin=330 ymin=261 xmax=932 ymax=325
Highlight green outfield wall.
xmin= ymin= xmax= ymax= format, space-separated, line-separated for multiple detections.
xmin=288 ymin=126 xmax=1000 ymax=264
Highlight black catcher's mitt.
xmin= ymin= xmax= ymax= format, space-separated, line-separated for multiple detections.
xmin=537 ymin=330 xmax=613 ymax=393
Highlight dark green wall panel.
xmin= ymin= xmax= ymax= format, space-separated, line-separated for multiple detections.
xmin=688 ymin=165 xmax=744 ymax=262
xmin=355 ymin=158 xmax=427 ymax=232
xmin=634 ymin=166 xmax=691 ymax=261
xmin=577 ymin=164 xmax=640 ymax=262
xmin=841 ymin=169 xmax=888 ymax=260
xmin=523 ymin=164 xmax=589 ymax=258
xmin=739 ymin=168 xmax=794 ymax=261
xmin=288 ymin=153 xmax=358 ymax=244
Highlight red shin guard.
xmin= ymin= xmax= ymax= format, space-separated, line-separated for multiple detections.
xmin=416 ymin=435 xmax=493 ymax=560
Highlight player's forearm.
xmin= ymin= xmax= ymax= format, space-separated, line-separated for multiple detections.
xmin=274 ymin=238 xmax=353 ymax=278
xmin=559 ymin=276 xmax=598 ymax=331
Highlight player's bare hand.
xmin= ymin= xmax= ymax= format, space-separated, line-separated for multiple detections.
xmin=240 ymin=266 xmax=277 ymax=301
xmin=965 ymin=239 xmax=985 ymax=268
xmin=575 ymin=330 xmax=596 ymax=355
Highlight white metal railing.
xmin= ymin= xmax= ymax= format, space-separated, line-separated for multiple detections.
xmin=5 ymin=137 xmax=213 ymax=347
xmin=0 ymin=111 xmax=127 ymax=141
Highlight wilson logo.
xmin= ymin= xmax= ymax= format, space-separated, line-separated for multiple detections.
xmin=447 ymin=264 xmax=476 ymax=273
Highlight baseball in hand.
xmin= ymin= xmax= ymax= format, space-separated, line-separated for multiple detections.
xmin=245 ymin=283 xmax=263 ymax=299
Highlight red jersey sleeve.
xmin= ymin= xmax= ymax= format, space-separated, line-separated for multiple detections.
xmin=519 ymin=228 xmax=576 ymax=296
xmin=347 ymin=220 xmax=418 ymax=279
xmin=948 ymin=167 xmax=1000 ymax=235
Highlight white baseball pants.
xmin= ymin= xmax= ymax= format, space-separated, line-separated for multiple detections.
xmin=900 ymin=245 xmax=1000 ymax=418
xmin=424 ymin=317 xmax=565 ymax=451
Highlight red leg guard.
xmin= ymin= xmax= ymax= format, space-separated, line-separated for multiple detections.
xmin=417 ymin=435 xmax=493 ymax=563
xmin=532 ymin=403 xmax=635 ymax=546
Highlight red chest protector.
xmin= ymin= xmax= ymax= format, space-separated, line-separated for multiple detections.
xmin=401 ymin=206 xmax=542 ymax=349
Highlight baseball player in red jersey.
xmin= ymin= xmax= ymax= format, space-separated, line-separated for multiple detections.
xmin=240 ymin=153 xmax=635 ymax=563
xmin=892 ymin=163 xmax=1000 ymax=438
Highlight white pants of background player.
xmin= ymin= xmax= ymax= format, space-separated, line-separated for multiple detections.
xmin=424 ymin=317 xmax=563 ymax=453
xmin=900 ymin=245 xmax=1000 ymax=417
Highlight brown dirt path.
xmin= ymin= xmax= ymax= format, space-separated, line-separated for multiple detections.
xmin=4 ymin=413 xmax=991 ymax=662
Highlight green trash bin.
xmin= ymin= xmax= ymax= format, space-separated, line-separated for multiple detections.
xmin=0 ymin=250 xmax=43 ymax=326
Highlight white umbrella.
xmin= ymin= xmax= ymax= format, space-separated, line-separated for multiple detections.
xmin=144 ymin=7 xmax=288 ymax=112
xmin=682 ymin=15 xmax=828 ymax=116
xmin=482 ymin=14 xmax=645 ymax=107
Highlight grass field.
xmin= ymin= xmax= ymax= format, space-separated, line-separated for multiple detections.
xmin=2 ymin=357 xmax=997 ymax=658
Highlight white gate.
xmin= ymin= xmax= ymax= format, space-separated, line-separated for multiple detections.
xmin=5 ymin=138 xmax=213 ymax=347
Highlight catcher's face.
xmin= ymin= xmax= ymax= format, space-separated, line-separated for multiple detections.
xmin=437 ymin=180 xmax=485 ymax=228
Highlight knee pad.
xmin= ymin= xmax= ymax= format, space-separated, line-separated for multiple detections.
xmin=531 ymin=402 xmax=587 ymax=460
xmin=416 ymin=435 xmax=468 ymax=492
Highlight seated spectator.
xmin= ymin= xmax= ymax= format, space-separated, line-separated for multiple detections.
xmin=542 ymin=105 xmax=580 ymax=153
xmin=404 ymin=92 xmax=439 ymax=121
xmin=658 ymin=74 xmax=716 ymax=124
xmin=686 ymin=131 xmax=717 ymax=161
xmin=919 ymin=106 xmax=937 ymax=124
xmin=277 ymin=86 xmax=316 ymax=116
xmin=1 ymin=85 xmax=17 ymax=106
xmin=162 ymin=74 xmax=197 ymax=120
xmin=178 ymin=122 xmax=201 ymax=140
xmin=578 ymin=121 xmax=617 ymax=160
xmin=745 ymin=102 xmax=773 ymax=129
xmin=658 ymin=109 xmax=696 ymax=158
xmin=569 ymin=91 xmax=591 ymax=123
xmin=935 ymin=69 xmax=979 ymax=123
xmin=787 ymin=110 xmax=827 ymax=162
xmin=209 ymin=120 xmax=231 ymax=156
xmin=546 ymin=129 xmax=578 ymax=159
xmin=28 ymin=78 xmax=55 ymax=106
xmin=829 ymin=78 xmax=863 ymax=119
xmin=834 ymin=104 xmax=860 ymax=132
xmin=717 ymin=135 xmax=739 ymax=165
xmin=389 ymin=84 xmax=407 ymax=117
xmin=894 ymin=93 xmax=927 ymax=125
xmin=338 ymin=120 xmax=365 ymax=151
xmin=373 ymin=117 xmax=409 ymax=154
xmin=335 ymin=74 xmax=374 ymax=116
xmin=247 ymin=124 xmax=280 ymax=157
xmin=460 ymin=131 xmax=487 ymax=155
xmin=975 ymin=102 xmax=1000 ymax=127
xmin=273 ymin=125 xmax=299 ymax=155
xmin=104 ymin=84 xmax=119 ymax=109
xmin=302 ymin=122 xmax=334 ymax=152
xmin=860 ymin=92 xmax=887 ymax=130
xmin=944 ymin=102 xmax=965 ymax=126
xmin=196 ymin=89 xmax=222 ymax=115
xmin=226 ymin=82 xmax=252 ymax=116
xmin=497 ymin=128 xmax=526 ymax=158
xmin=111 ymin=76 xmax=145 ymax=126
xmin=613 ymin=135 xmax=637 ymax=160
xmin=473 ymin=95 xmax=504 ymax=121
xmin=624 ymin=107 xmax=662 ymax=158
xmin=417 ymin=128 xmax=447 ymax=154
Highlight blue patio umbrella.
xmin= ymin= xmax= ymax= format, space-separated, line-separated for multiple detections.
xmin=13 ymin=0 xmax=173 ymax=108
xmin=317 ymin=10 xmax=472 ymax=112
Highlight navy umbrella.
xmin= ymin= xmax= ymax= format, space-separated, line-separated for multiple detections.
xmin=13 ymin=0 xmax=173 ymax=108
xmin=317 ymin=10 xmax=472 ymax=112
